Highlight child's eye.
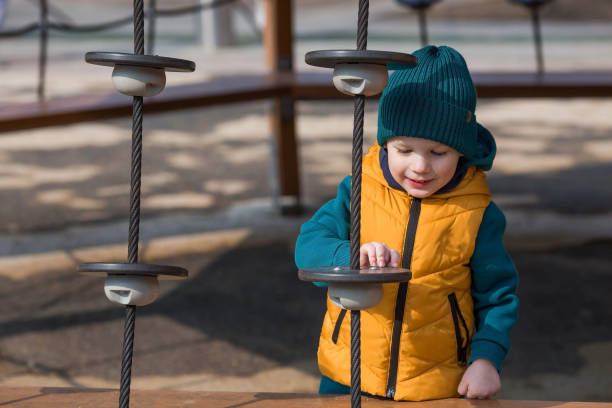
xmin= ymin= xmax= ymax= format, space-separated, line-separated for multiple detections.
xmin=396 ymin=148 xmax=412 ymax=154
xmin=431 ymin=150 xmax=447 ymax=156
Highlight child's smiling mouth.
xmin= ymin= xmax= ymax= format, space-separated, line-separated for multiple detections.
xmin=407 ymin=177 xmax=433 ymax=188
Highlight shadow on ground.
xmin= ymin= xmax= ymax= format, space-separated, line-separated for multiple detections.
xmin=1 ymin=238 xmax=612 ymax=400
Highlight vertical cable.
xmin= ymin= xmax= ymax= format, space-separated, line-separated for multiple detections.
xmin=119 ymin=305 xmax=136 ymax=408
xmin=350 ymin=310 xmax=361 ymax=408
xmin=356 ymin=0 xmax=368 ymax=52
xmin=120 ymin=2 xmax=146 ymax=407
xmin=128 ymin=95 xmax=143 ymax=265
xmin=349 ymin=2 xmax=369 ymax=407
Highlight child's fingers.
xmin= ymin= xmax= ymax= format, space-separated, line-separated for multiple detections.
xmin=361 ymin=243 xmax=400 ymax=267
xmin=457 ymin=379 xmax=468 ymax=396
xmin=360 ymin=244 xmax=371 ymax=266
xmin=360 ymin=250 xmax=368 ymax=267
xmin=361 ymin=244 xmax=378 ymax=267
xmin=372 ymin=242 xmax=387 ymax=266
xmin=389 ymin=250 xmax=400 ymax=267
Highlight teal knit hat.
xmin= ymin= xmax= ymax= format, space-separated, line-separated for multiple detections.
xmin=377 ymin=45 xmax=478 ymax=160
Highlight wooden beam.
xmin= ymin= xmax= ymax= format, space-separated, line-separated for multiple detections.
xmin=2 ymin=388 xmax=612 ymax=407
xmin=0 ymin=74 xmax=292 ymax=133
xmin=263 ymin=0 xmax=300 ymax=214
xmin=263 ymin=0 xmax=293 ymax=72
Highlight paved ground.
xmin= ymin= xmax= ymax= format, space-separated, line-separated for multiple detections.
xmin=1 ymin=0 xmax=612 ymax=403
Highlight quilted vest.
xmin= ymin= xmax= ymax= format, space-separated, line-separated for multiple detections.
xmin=318 ymin=144 xmax=491 ymax=401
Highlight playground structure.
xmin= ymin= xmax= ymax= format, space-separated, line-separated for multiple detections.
xmin=1 ymin=1 xmax=612 ymax=407
xmin=2 ymin=1 xmax=612 ymax=214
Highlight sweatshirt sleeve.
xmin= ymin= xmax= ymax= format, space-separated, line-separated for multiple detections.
xmin=295 ymin=176 xmax=352 ymax=274
xmin=468 ymin=201 xmax=519 ymax=372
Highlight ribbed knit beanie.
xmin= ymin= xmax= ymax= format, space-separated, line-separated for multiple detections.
xmin=377 ymin=45 xmax=478 ymax=159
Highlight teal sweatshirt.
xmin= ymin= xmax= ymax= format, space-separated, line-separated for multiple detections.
xmin=295 ymin=126 xmax=519 ymax=373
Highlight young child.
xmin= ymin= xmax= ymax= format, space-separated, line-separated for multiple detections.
xmin=295 ymin=45 xmax=519 ymax=401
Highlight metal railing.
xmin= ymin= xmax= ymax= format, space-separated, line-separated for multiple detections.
xmin=0 ymin=0 xmax=261 ymax=100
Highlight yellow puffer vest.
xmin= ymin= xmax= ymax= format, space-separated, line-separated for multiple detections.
xmin=318 ymin=145 xmax=491 ymax=401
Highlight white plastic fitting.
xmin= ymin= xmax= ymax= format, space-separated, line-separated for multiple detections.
xmin=111 ymin=65 xmax=166 ymax=97
xmin=332 ymin=63 xmax=388 ymax=96
xmin=328 ymin=282 xmax=383 ymax=310
xmin=104 ymin=275 xmax=159 ymax=306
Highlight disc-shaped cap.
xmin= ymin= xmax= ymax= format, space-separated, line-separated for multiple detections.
xmin=305 ymin=50 xmax=416 ymax=71
xmin=85 ymin=52 xmax=195 ymax=72
xmin=78 ymin=262 xmax=188 ymax=279
xmin=298 ymin=266 xmax=411 ymax=283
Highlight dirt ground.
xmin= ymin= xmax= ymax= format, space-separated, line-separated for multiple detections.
xmin=0 ymin=99 xmax=612 ymax=401
xmin=1 ymin=0 xmax=612 ymax=402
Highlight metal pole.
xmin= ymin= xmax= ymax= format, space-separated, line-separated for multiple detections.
xmin=37 ymin=0 xmax=48 ymax=101
xmin=530 ymin=4 xmax=544 ymax=75
xmin=417 ymin=7 xmax=428 ymax=47
xmin=147 ymin=0 xmax=156 ymax=54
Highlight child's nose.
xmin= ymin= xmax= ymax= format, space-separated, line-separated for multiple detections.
xmin=411 ymin=155 xmax=430 ymax=173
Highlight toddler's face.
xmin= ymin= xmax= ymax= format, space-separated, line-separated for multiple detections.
xmin=386 ymin=137 xmax=462 ymax=198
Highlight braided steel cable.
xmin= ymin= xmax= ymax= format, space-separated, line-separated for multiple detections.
xmin=134 ymin=0 xmax=145 ymax=55
xmin=119 ymin=305 xmax=136 ymax=408
xmin=350 ymin=310 xmax=362 ymax=408
xmin=48 ymin=16 xmax=134 ymax=33
xmin=349 ymin=2 xmax=369 ymax=408
xmin=127 ymin=96 xmax=143 ymax=264
xmin=356 ymin=0 xmax=369 ymax=51
xmin=119 ymin=2 xmax=146 ymax=408
xmin=349 ymin=95 xmax=364 ymax=272
xmin=0 ymin=23 xmax=39 ymax=38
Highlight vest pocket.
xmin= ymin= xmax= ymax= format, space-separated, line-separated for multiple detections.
xmin=448 ymin=293 xmax=470 ymax=365
xmin=332 ymin=309 xmax=347 ymax=344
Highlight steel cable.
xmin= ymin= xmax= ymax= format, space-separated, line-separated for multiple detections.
xmin=119 ymin=2 xmax=145 ymax=407
xmin=0 ymin=23 xmax=39 ymax=38
xmin=349 ymin=1 xmax=370 ymax=407
xmin=127 ymin=96 xmax=143 ymax=265
xmin=119 ymin=305 xmax=136 ymax=408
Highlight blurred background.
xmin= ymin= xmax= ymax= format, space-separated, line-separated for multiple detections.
xmin=0 ymin=0 xmax=611 ymax=402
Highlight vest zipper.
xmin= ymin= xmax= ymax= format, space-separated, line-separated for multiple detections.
xmin=332 ymin=309 xmax=347 ymax=344
xmin=385 ymin=197 xmax=421 ymax=399
xmin=448 ymin=292 xmax=470 ymax=365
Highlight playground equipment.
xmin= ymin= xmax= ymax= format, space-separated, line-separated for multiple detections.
xmin=509 ymin=0 xmax=554 ymax=74
xmin=298 ymin=1 xmax=416 ymax=407
xmin=395 ymin=0 xmax=441 ymax=47
xmin=76 ymin=1 xmax=194 ymax=407
xmin=0 ymin=0 xmax=251 ymax=100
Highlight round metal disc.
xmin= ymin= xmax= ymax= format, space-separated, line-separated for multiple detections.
xmin=298 ymin=266 xmax=411 ymax=283
xmin=85 ymin=52 xmax=195 ymax=72
xmin=78 ymin=262 xmax=188 ymax=279
xmin=305 ymin=50 xmax=417 ymax=70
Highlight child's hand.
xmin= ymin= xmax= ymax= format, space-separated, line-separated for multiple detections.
xmin=457 ymin=358 xmax=501 ymax=399
xmin=360 ymin=242 xmax=400 ymax=267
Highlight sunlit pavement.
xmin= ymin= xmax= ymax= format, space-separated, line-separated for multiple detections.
xmin=1 ymin=0 xmax=612 ymax=402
